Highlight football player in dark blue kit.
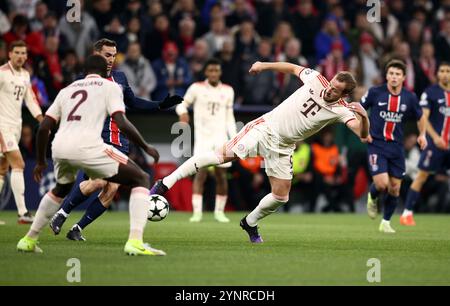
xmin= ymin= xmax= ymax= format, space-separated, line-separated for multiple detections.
xmin=49 ymin=39 xmax=183 ymax=240
xmin=400 ymin=62 xmax=450 ymax=226
xmin=361 ymin=59 xmax=428 ymax=233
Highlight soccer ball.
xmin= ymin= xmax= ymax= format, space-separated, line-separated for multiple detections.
xmin=147 ymin=195 xmax=170 ymax=221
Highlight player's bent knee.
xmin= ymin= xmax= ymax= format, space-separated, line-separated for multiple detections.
xmin=52 ymin=183 xmax=74 ymax=198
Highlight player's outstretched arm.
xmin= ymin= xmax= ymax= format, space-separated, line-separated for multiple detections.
xmin=112 ymin=112 xmax=160 ymax=163
xmin=33 ymin=116 xmax=56 ymax=182
xmin=249 ymin=61 xmax=306 ymax=77
xmin=346 ymin=102 xmax=370 ymax=140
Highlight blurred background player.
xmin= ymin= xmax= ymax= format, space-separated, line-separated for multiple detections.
xmin=150 ymin=61 xmax=369 ymax=243
xmin=401 ymin=62 xmax=450 ymax=226
xmin=48 ymin=39 xmax=182 ymax=241
xmin=361 ymin=59 xmax=428 ymax=233
xmin=175 ymin=58 xmax=237 ymax=222
xmin=0 ymin=40 xmax=43 ymax=224
xmin=17 ymin=55 xmax=164 ymax=256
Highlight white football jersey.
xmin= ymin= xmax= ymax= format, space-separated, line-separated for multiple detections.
xmin=176 ymin=80 xmax=237 ymax=142
xmin=263 ymin=68 xmax=356 ymax=145
xmin=46 ymin=75 xmax=125 ymax=159
xmin=0 ymin=62 xmax=42 ymax=129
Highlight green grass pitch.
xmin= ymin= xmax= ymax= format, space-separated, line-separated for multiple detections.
xmin=1 ymin=211 xmax=449 ymax=285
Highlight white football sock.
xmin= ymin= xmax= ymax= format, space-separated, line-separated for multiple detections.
xmin=192 ymin=194 xmax=202 ymax=215
xmin=163 ymin=151 xmax=223 ymax=189
xmin=28 ymin=192 xmax=62 ymax=239
xmin=128 ymin=187 xmax=151 ymax=241
xmin=214 ymin=194 xmax=227 ymax=213
xmin=11 ymin=169 xmax=27 ymax=216
xmin=246 ymin=193 xmax=288 ymax=227
xmin=402 ymin=209 xmax=413 ymax=217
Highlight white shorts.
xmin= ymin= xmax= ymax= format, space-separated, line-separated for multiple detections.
xmin=53 ymin=145 xmax=129 ymax=184
xmin=194 ymin=138 xmax=231 ymax=168
xmin=226 ymin=117 xmax=294 ymax=180
xmin=0 ymin=126 xmax=21 ymax=154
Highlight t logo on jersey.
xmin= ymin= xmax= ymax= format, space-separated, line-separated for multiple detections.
xmin=13 ymin=85 xmax=24 ymax=101
xmin=301 ymin=97 xmax=322 ymax=118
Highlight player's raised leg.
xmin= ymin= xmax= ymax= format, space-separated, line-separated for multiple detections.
xmin=241 ymin=176 xmax=290 ymax=243
xmin=190 ymin=169 xmax=207 ymax=222
xmin=150 ymin=145 xmax=238 ymax=195
xmin=401 ymin=170 xmax=429 ymax=226
xmin=214 ymin=167 xmax=230 ymax=223
xmin=379 ymin=177 xmax=402 ymax=233
xmin=17 ymin=183 xmax=73 ymax=252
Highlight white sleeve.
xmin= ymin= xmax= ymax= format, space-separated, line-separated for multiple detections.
xmin=226 ymin=88 xmax=237 ymax=138
xmin=24 ymin=78 xmax=43 ymax=118
xmin=45 ymin=92 xmax=62 ymax=121
xmin=337 ymin=105 xmax=357 ymax=125
xmin=298 ymin=68 xmax=321 ymax=84
xmin=176 ymin=83 xmax=196 ymax=115
xmin=106 ymin=83 xmax=126 ymax=115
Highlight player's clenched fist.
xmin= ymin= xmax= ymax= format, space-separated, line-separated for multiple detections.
xmin=145 ymin=145 xmax=160 ymax=163
xmin=249 ymin=61 xmax=264 ymax=75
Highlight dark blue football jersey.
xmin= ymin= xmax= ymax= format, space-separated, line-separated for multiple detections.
xmin=419 ymin=84 xmax=450 ymax=147
xmin=360 ymin=84 xmax=423 ymax=144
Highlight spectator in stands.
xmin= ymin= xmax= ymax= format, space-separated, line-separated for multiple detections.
xmin=58 ymin=1 xmax=99 ymax=61
xmin=311 ymin=129 xmax=350 ymax=212
xmin=125 ymin=16 xmax=143 ymax=47
xmin=202 ymin=15 xmax=229 ymax=58
xmin=120 ymin=0 xmax=151 ymax=36
xmin=30 ymin=1 xmax=47 ymax=32
xmin=314 ymin=15 xmax=350 ymax=62
xmin=91 ymin=0 xmax=113 ymax=32
xmin=176 ymin=16 xmax=196 ymax=60
xmin=435 ymin=18 xmax=450 ymax=62
xmin=272 ymin=21 xmax=293 ymax=62
xmin=290 ymin=0 xmax=321 ymax=61
xmin=119 ymin=41 xmax=156 ymax=100
xmin=3 ymin=14 xmax=45 ymax=57
xmin=103 ymin=16 xmax=128 ymax=53
xmin=143 ymin=13 xmax=176 ymax=61
xmin=151 ymin=41 xmax=192 ymax=100
xmin=233 ymin=18 xmax=259 ymax=63
xmin=241 ymin=38 xmax=276 ymax=105
xmin=217 ymin=36 xmax=241 ymax=100
xmin=349 ymin=32 xmax=382 ymax=89
xmin=0 ymin=9 xmax=10 ymax=35
xmin=188 ymin=38 xmax=209 ymax=81
xmin=347 ymin=11 xmax=372 ymax=53
xmin=61 ymin=49 xmax=82 ymax=87
xmin=255 ymin=0 xmax=291 ymax=37
xmin=393 ymin=41 xmax=417 ymax=93
xmin=34 ymin=35 xmax=62 ymax=100
xmin=277 ymin=37 xmax=308 ymax=102
xmin=406 ymin=20 xmax=425 ymax=59
xmin=170 ymin=0 xmax=201 ymax=36
xmin=25 ymin=63 xmax=49 ymax=107
xmin=369 ymin=1 xmax=399 ymax=48
xmin=317 ymin=40 xmax=348 ymax=81
xmin=226 ymin=0 xmax=255 ymax=28
xmin=415 ymin=42 xmax=437 ymax=95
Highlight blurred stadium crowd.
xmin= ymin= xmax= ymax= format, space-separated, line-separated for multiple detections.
xmin=1 ymin=0 xmax=450 ymax=213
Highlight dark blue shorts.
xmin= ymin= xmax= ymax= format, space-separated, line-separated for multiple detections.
xmin=418 ymin=141 xmax=450 ymax=173
xmin=367 ymin=140 xmax=405 ymax=179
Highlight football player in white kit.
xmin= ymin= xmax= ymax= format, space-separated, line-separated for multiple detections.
xmin=176 ymin=58 xmax=237 ymax=223
xmin=0 ymin=40 xmax=43 ymax=224
xmin=17 ymin=55 xmax=164 ymax=255
xmin=151 ymin=61 xmax=370 ymax=243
